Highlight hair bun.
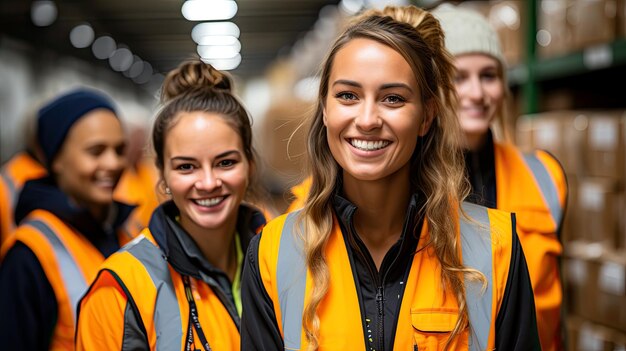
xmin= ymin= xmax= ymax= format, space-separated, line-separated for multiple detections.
xmin=161 ymin=59 xmax=232 ymax=102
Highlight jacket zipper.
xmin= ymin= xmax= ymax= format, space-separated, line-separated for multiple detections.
xmin=347 ymin=204 xmax=415 ymax=351
xmin=377 ymin=204 xmax=415 ymax=351
xmin=376 ymin=285 xmax=385 ymax=351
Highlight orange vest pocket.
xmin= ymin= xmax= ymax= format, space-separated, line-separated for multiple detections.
xmin=411 ymin=309 xmax=466 ymax=350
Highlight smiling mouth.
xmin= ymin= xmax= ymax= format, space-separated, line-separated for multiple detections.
xmin=350 ymin=139 xmax=390 ymax=151
xmin=194 ymin=196 xmax=226 ymax=207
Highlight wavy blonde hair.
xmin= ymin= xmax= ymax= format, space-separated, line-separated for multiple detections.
xmin=297 ymin=6 xmax=485 ymax=350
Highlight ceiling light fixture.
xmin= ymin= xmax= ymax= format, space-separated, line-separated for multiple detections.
xmin=69 ymin=23 xmax=95 ymax=48
xmin=192 ymin=22 xmax=240 ymax=42
xmin=182 ymin=0 xmax=238 ymax=21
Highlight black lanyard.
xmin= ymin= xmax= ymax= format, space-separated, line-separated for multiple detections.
xmin=183 ymin=276 xmax=212 ymax=351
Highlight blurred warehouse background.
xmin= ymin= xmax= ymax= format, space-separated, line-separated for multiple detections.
xmin=2 ymin=1 xmax=626 ymax=348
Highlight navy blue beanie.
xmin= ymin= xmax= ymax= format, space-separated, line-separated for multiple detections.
xmin=37 ymin=88 xmax=117 ymax=167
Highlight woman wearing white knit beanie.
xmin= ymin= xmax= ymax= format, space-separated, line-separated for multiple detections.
xmin=434 ymin=5 xmax=568 ymax=351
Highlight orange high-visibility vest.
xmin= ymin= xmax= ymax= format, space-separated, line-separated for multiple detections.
xmin=76 ymin=229 xmax=240 ymax=351
xmin=494 ymin=142 xmax=566 ymax=351
xmin=0 ymin=209 xmax=135 ymax=351
xmin=257 ymin=203 xmax=514 ymax=351
xmin=0 ymin=152 xmax=46 ymax=243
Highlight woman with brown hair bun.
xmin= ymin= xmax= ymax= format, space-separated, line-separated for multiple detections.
xmin=241 ymin=5 xmax=540 ymax=351
xmin=76 ymin=59 xmax=266 ymax=350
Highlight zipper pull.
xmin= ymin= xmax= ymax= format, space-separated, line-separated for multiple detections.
xmin=376 ymin=286 xmax=384 ymax=302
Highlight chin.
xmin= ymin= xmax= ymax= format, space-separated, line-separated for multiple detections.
xmin=462 ymin=123 xmax=490 ymax=136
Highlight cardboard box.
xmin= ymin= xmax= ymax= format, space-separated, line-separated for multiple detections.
xmin=515 ymin=115 xmax=534 ymax=152
xmin=489 ymin=1 xmax=525 ymax=65
xmin=562 ymin=173 xmax=579 ymax=242
xmin=619 ymin=192 xmax=626 ymax=250
xmin=568 ymin=0 xmax=618 ymax=50
xmin=562 ymin=113 xmax=589 ymax=175
xmin=597 ymin=256 xmax=626 ymax=331
xmin=260 ymin=100 xmax=311 ymax=189
xmin=619 ymin=0 xmax=626 ymax=37
xmin=585 ymin=111 xmax=624 ymax=182
xmin=537 ymin=0 xmax=573 ymax=58
xmin=577 ymin=177 xmax=619 ymax=245
xmin=564 ymin=252 xmax=601 ymax=321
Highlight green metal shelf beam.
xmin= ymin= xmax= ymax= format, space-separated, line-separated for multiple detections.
xmin=510 ymin=38 xmax=626 ymax=84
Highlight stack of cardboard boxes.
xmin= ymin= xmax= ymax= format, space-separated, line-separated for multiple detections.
xmin=517 ymin=110 xmax=626 ymax=349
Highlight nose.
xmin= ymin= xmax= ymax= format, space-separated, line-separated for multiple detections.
xmin=355 ymin=99 xmax=382 ymax=132
xmin=101 ymin=148 xmax=125 ymax=171
xmin=462 ymin=75 xmax=485 ymax=101
xmin=195 ymin=168 xmax=222 ymax=191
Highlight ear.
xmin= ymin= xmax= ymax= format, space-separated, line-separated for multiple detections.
xmin=418 ymin=99 xmax=436 ymax=137
xmin=51 ymin=156 xmax=62 ymax=175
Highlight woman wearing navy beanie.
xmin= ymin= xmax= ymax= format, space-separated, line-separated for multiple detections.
xmin=0 ymin=88 xmax=135 ymax=350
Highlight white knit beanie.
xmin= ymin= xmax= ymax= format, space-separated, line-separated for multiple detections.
xmin=432 ymin=4 xmax=506 ymax=66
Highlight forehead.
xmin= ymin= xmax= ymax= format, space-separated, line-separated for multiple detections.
xmin=166 ymin=112 xmax=243 ymax=152
xmin=329 ymin=38 xmax=416 ymax=87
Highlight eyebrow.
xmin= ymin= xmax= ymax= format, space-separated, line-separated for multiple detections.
xmin=170 ymin=150 xmax=241 ymax=162
xmin=332 ymin=79 xmax=414 ymax=93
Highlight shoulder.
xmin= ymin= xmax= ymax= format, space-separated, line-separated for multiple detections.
xmin=260 ymin=211 xmax=296 ymax=241
xmin=533 ymin=149 xmax=567 ymax=184
xmin=461 ymin=202 xmax=514 ymax=258
xmin=255 ymin=211 xmax=299 ymax=264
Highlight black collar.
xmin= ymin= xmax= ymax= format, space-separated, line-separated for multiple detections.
xmin=148 ymin=200 xmax=265 ymax=280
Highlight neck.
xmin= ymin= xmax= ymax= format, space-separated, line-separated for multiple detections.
xmin=464 ymin=130 xmax=489 ymax=152
xmin=342 ymin=166 xmax=411 ymax=249
xmin=84 ymin=201 xmax=109 ymax=223
xmin=182 ymin=214 xmax=239 ymax=281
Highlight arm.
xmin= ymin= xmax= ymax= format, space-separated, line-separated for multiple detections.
xmin=0 ymin=242 xmax=57 ymax=351
xmin=495 ymin=216 xmax=541 ymax=351
xmin=76 ymin=269 xmax=149 ymax=351
xmin=240 ymin=234 xmax=284 ymax=350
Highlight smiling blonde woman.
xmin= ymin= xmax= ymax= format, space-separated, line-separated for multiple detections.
xmin=241 ymin=5 xmax=540 ymax=351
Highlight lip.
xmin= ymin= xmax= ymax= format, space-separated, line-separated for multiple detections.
xmin=345 ymin=137 xmax=391 ymax=157
xmin=460 ymin=105 xmax=488 ymax=118
xmin=191 ymin=194 xmax=229 ymax=213
xmin=94 ymin=179 xmax=117 ymax=189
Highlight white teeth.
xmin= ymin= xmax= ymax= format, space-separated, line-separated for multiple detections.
xmin=195 ymin=197 xmax=224 ymax=207
xmin=350 ymin=139 xmax=390 ymax=151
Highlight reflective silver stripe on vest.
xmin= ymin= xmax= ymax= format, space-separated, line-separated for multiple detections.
xmin=277 ymin=212 xmax=307 ymax=350
xmin=276 ymin=205 xmax=495 ymax=351
xmin=121 ymin=236 xmax=183 ymax=350
xmin=523 ymin=153 xmax=563 ymax=226
xmin=24 ymin=219 xmax=88 ymax=322
xmin=0 ymin=170 xmax=17 ymax=213
xmin=460 ymin=202 xmax=493 ymax=351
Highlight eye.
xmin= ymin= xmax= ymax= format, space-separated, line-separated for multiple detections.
xmin=217 ymin=159 xmax=237 ymax=168
xmin=335 ymin=92 xmax=358 ymax=101
xmin=175 ymin=163 xmax=194 ymax=171
xmin=480 ymin=72 xmax=499 ymax=82
xmin=453 ymin=73 xmax=467 ymax=84
xmin=383 ymin=94 xmax=406 ymax=105
xmin=115 ymin=144 xmax=126 ymax=156
xmin=85 ymin=145 xmax=105 ymax=156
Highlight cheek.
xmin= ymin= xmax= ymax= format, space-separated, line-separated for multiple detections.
xmin=226 ymin=167 xmax=250 ymax=192
xmin=486 ymin=82 xmax=505 ymax=103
